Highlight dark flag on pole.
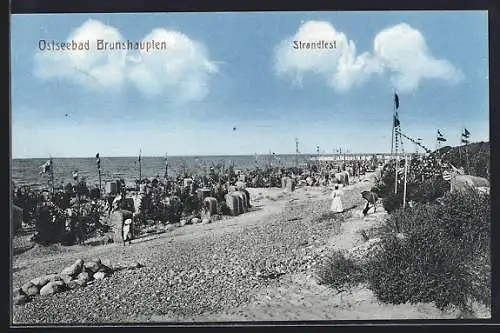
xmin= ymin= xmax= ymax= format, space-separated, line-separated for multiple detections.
xmin=96 ymin=153 xmax=101 ymax=170
xmin=394 ymin=93 xmax=399 ymax=110
xmin=138 ymin=150 xmax=142 ymax=162
xmin=462 ymin=128 xmax=471 ymax=138
xmin=393 ymin=114 xmax=400 ymax=127
xmin=437 ymin=130 xmax=447 ymax=142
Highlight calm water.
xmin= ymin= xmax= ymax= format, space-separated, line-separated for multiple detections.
xmin=12 ymin=155 xmax=316 ymax=190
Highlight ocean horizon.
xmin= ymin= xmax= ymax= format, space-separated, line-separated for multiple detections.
xmin=11 ymin=154 xmax=322 ymax=190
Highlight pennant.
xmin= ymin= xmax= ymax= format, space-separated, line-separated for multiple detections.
xmin=138 ymin=150 xmax=142 ymax=162
xmin=394 ymin=93 xmax=399 ymax=110
xmin=462 ymin=128 xmax=471 ymax=138
xmin=96 ymin=153 xmax=101 ymax=170
xmin=437 ymin=137 xmax=447 ymax=142
xmin=437 ymin=130 xmax=443 ymax=137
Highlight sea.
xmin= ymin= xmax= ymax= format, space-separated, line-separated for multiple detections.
xmin=11 ymin=154 xmax=317 ymax=190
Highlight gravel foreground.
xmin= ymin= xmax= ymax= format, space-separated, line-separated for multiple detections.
xmin=12 ymin=181 xmax=372 ymax=324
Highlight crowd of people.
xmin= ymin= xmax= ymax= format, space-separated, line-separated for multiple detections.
xmin=12 ymin=158 xmax=377 ymax=245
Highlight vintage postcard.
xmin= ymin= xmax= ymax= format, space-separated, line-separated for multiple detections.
xmin=10 ymin=10 xmax=490 ymax=324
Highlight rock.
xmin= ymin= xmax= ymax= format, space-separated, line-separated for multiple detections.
xmin=75 ymin=279 xmax=88 ymax=287
xmin=191 ymin=217 xmax=201 ymax=224
xmin=60 ymin=274 xmax=74 ymax=284
xmin=131 ymin=262 xmax=143 ymax=269
xmin=61 ymin=262 xmax=83 ymax=277
xmin=30 ymin=273 xmax=60 ymax=288
xmin=101 ymin=259 xmax=112 ymax=268
xmin=74 ymin=258 xmax=84 ymax=268
xmin=202 ymin=218 xmax=211 ymax=224
xmin=93 ymin=272 xmax=107 ymax=280
xmin=180 ymin=219 xmax=187 ymax=226
xmin=84 ymin=261 xmax=101 ymax=273
xmin=97 ymin=264 xmax=113 ymax=274
xmin=21 ymin=282 xmax=36 ymax=295
xmin=77 ymin=272 xmax=91 ymax=283
xmin=13 ymin=294 xmax=29 ymax=305
xmin=39 ymin=280 xmax=65 ymax=296
xmin=66 ymin=280 xmax=81 ymax=289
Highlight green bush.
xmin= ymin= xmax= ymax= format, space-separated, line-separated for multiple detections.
xmin=384 ymin=203 xmax=441 ymax=234
xmin=407 ymin=177 xmax=450 ymax=204
xmin=382 ymin=192 xmax=403 ymax=213
xmin=439 ymin=188 xmax=490 ymax=255
xmin=365 ymin=233 xmax=475 ymax=310
xmin=316 ymin=250 xmax=364 ymax=292
xmin=366 ymin=188 xmax=490 ymax=311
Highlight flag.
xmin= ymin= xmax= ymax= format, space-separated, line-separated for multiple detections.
xmin=96 ymin=153 xmax=101 ymax=170
xmin=394 ymin=93 xmax=399 ymax=109
xmin=393 ymin=115 xmax=400 ymax=127
xmin=462 ymin=128 xmax=470 ymax=138
xmin=138 ymin=149 xmax=142 ymax=162
xmin=437 ymin=130 xmax=446 ymax=142
xmin=461 ymin=138 xmax=469 ymax=144
xmin=39 ymin=160 xmax=52 ymax=175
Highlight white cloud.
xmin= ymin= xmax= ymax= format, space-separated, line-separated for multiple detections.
xmin=127 ymin=29 xmax=218 ymax=102
xmin=34 ymin=19 xmax=219 ymax=102
xmin=274 ymin=21 xmax=463 ymax=93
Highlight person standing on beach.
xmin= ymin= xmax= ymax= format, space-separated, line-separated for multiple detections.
xmin=330 ymin=185 xmax=344 ymax=213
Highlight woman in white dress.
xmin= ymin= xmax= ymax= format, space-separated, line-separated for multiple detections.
xmin=123 ymin=217 xmax=133 ymax=246
xmin=331 ymin=185 xmax=344 ymax=213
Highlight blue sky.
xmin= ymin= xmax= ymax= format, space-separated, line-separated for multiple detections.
xmin=11 ymin=11 xmax=489 ymax=158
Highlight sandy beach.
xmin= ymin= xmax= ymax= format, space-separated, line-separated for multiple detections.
xmin=11 ymin=173 xmax=489 ymax=323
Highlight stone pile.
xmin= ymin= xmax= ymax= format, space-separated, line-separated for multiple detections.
xmin=13 ymin=258 xmax=113 ymax=306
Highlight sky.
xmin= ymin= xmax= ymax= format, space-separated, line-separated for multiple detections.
xmin=11 ymin=11 xmax=489 ymax=158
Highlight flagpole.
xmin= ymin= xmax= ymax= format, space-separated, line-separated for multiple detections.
xmin=164 ymin=152 xmax=168 ymax=179
xmin=394 ymin=140 xmax=398 ymax=195
xmin=391 ymin=98 xmax=396 ymax=156
xmin=138 ymin=148 xmax=142 ymax=187
xmin=49 ymin=157 xmax=54 ymax=196
xmin=458 ymin=134 xmax=462 ymax=166
xmin=463 ymin=127 xmax=470 ymax=172
xmin=392 ymin=90 xmax=399 ymax=195
xmin=403 ymin=154 xmax=408 ymax=208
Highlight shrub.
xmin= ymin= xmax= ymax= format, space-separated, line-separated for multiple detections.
xmin=366 ymin=188 xmax=490 ymax=311
xmin=366 ymin=232 xmax=475 ymax=311
xmin=384 ymin=203 xmax=441 ymax=234
xmin=317 ymin=250 xmax=364 ymax=292
xmin=382 ymin=192 xmax=403 ymax=213
xmin=34 ymin=205 xmax=65 ymax=245
xmin=439 ymin=188 xmax=490 ymax=253
xmin=407 ymin=177 xmax=450 ymax=204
